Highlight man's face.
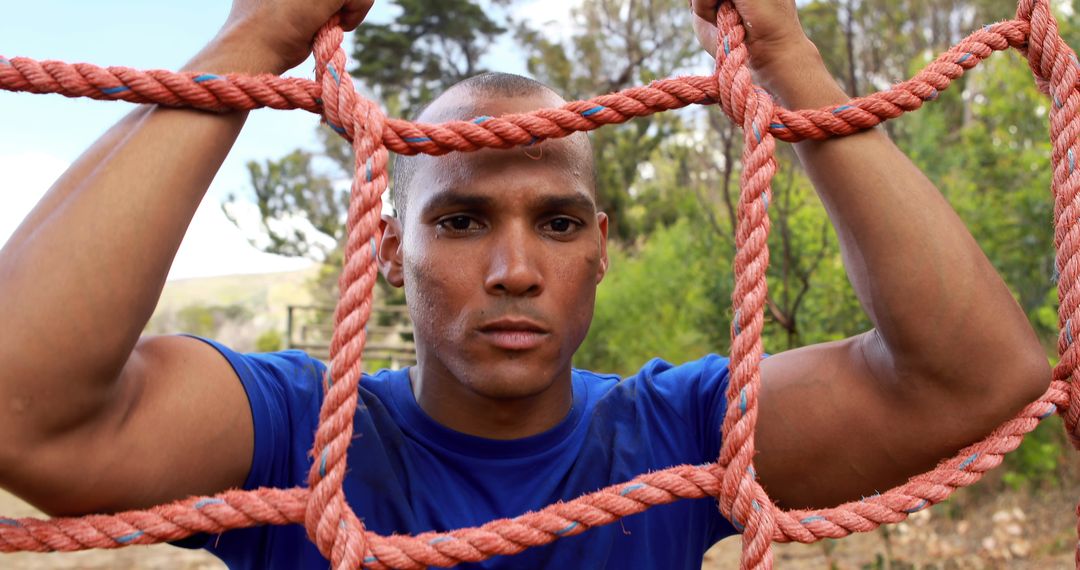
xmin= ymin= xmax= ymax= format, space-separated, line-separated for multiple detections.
xmin=380 ymin=90 xmax=608 ymax=400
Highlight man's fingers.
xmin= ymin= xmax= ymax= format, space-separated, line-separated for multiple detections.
xmin=692 ymin=13 xmax=719 ymax=58
xmin=690 ymin=0 xmax=720 ymax=22
xmin=690 ymin=0 xmax=720 ymax=58
xmin=339 ymin=0 xmax=374 ymax=31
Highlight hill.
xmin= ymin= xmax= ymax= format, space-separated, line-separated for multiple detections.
xmin=147 ymin=267 xmax=320 ymax=352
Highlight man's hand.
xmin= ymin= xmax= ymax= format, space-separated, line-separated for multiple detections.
xmin=690 ymin=0 xmax=810 ymax=75
xmin=212 ymin=0 xmax=375 ymax=75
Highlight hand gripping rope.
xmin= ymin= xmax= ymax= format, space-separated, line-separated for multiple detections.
xmin=0 ymin=1 xmax=1077 ymax=568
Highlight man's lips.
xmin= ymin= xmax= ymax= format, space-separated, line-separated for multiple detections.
xmin=477 ymin=318 xmax=550 ymax=351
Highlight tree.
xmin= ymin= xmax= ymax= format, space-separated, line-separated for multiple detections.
xmin=515 ymin=0 xmax=700 ymax=241
xmin=352 ymin=0 xmax=512 ymax=117
xmin=227 ymin=145 xmax=343 ymax=260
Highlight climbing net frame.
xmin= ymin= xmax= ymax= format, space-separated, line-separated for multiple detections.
xmin=0 ymin=1 xmax=1077 ymax=568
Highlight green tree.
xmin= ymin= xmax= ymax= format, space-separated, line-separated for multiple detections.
xmin=226 ymin=146 xmax=343 ymax=260
xmin=893 ymin=48 xmax=1058 ymax=339
xmin=515 ymin=0 xmax=699 ymax=241
xmin=577 ymin=219 xmax=719 ymax=373
xmin=801 ymin=0 xmax=1014 ymax=98
xmin=256 ymin=329 xmax=285 ymax=353
xmin=653 ymin=120 xmax=867 ymax=351
xmin=352 ymin=0 xmax=512 ymax=117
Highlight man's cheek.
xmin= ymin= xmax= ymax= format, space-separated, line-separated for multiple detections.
xmin=403 ymin=259 xmax=442 ymax=325
xmin=406 ymin=256 xmax=473 ymax=329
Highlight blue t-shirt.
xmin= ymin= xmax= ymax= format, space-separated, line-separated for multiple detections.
xmin=194 ymin=338 xmax=737 ymax=569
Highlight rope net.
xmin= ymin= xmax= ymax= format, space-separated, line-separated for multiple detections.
xmin=0 ymin=1 xmax=1076 ymax=568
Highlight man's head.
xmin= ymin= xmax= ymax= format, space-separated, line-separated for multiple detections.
xmin=389 ymin=73 xmax=597 ymax=219
xmin=377 ymin=72 xmax=609 ymax=404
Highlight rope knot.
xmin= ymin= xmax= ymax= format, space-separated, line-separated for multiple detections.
xmin=1015 ymin=0 xmax=1075 ymax=93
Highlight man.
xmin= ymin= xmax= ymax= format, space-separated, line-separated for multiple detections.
xmin=0 ymin=0 xmax=1050 ymax=568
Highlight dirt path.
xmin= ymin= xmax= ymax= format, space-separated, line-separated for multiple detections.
xmin=3 ymin=483 xmax=1078 ymax=569
xmin=703 ymin=483 xmax=1079 ymax=569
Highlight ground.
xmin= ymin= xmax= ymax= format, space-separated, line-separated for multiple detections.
xmin=2 ymin=479 xmax=1078 ymax=569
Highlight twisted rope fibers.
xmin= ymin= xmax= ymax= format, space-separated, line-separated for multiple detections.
xmin=0 ymin=1 xmax=1077 ymax=568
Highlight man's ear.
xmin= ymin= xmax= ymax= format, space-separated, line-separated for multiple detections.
xmin=596 ymin=211 xmax=610 ymax=283
xmin=378 ymin=215 xmax=405 ymax=288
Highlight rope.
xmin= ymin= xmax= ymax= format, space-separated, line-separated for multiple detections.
xmin=0 ymin=1 xmax=1076 ymax=568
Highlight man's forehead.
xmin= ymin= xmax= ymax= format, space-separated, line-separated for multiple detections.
xmin=417 ymin=132 xmax=590 ymax=179
xmin=411 ymin=141 xmax=596 ymax=213
xmin=416 ymin=85 xmax=566 ymax=123
xmin=393 ymin=83 xmax=598 ymax=223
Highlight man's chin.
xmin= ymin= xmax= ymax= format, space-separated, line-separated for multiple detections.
xmin=457 ymin=355 xmax=567 ymax=400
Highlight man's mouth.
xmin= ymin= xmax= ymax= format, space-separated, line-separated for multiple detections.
xmin=477 ymin=318 xmax=550 ymax=351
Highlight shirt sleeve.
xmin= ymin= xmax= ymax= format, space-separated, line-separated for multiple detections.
xmin=617 ymin=355 xmax=737 ymax=548
xmin=188 ymin=336 xmax=327 ymax=493
xmin=170 ymin=337 xmax=326 ymax=556
xmin=637 ymin=354 xmax=732 ymax=463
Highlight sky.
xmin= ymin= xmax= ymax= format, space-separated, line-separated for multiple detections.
xmin=0 ymin=0 xmax=577 ymax=281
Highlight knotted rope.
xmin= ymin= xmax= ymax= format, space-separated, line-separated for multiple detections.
xmin=0 ymin=1 xmax=1077 ymax=568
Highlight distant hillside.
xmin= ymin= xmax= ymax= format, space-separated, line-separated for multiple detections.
xmin=147 ymin=267 xmax=321 ymax=352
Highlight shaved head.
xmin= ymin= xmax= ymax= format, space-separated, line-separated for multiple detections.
xmin=375 ymin=73 xmax=609 ymax=410
xmin=391 ymin=72 xmax=595 ymax=221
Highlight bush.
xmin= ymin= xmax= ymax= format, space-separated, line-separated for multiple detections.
xmin=576 ymin=219 xmax=724 ymax=375
xmin=256 ymin=329 xmax=284 ymax=353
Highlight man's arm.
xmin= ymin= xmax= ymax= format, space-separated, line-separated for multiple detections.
xmin=0 ymin=0 xmax=373 ymax=516
xmin=693 ymin=1 xmax=1051 ymax=509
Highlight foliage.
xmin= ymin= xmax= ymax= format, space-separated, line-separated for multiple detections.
xmin=892 ymin=46 xmax=1057 ymax=338
xmin=1002 ymin=415 xmax=1069 ymax=489
xmin=226 ymin=147 xmax=344 ymax=261
xmin=515 ymin=0 xmax=697 ymax=241
xmin=256 ymin=329 xmax=285 ymax=353
xmin=351 ymin=0 xmax=512 ymax=117
xmin=576 ymin=218 xmax=721 ymax=374
xmin=801 ymin=0 xmax=1015 ymax=97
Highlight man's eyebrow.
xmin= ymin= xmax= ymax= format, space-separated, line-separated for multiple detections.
xmin=534 ymin=194 xmax=596 ymax=213
xmin=418 ymin=192 xmax=596 ymax=215
xmin=419 ymin=193 xmax=497 ymax=215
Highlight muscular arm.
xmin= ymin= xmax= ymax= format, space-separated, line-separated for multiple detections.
xmin=693 ymin=3 xmax=1050 ymax=508
xmin=0 ymin=43 xmax=268 ymax=516
xmin=0 ymin=1 xmax=372 ymax=516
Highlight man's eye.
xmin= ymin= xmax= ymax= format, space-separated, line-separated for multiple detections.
xmin=438 ymin=216 xmax=480 ymax=232
xmin=545 ymin=217 xmax=579 ymax=234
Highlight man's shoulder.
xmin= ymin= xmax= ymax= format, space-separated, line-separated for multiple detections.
xmin=574 ymin=353 xmax=731 ymax=385
xmin=572 ymin=354 xmax=731 ymax=416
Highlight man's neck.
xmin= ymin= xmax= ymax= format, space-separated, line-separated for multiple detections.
xmin=407 ymin=363 xmax=574 ymax=440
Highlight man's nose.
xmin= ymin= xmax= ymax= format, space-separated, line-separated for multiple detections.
xmin=484 ymin=225 xmax=544 ymax=297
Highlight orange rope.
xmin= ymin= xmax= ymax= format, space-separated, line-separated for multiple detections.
xmin=0 ymin=1 xmax=1076 ymax=568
